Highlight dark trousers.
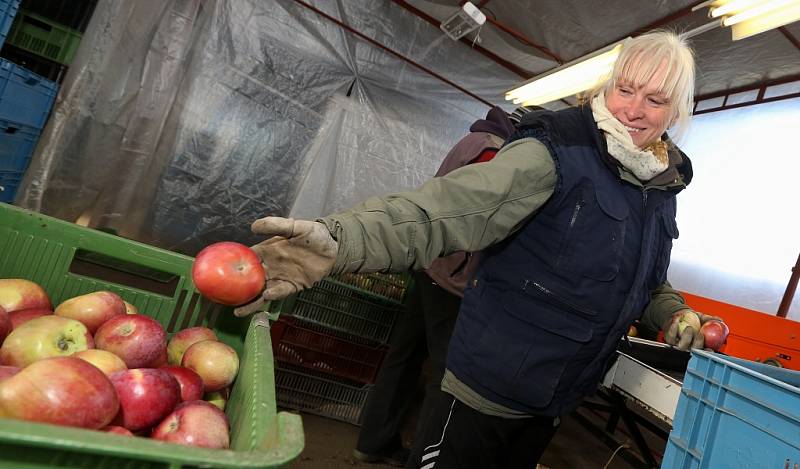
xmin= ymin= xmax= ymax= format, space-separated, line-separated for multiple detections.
xmin=406 ymin=389 xmax=559 ymax=469
xmin=356 ymin=272 xmax=461 ymax=454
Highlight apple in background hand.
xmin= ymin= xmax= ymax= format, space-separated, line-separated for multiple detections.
xmin=9 ymin=308 xmax=52 ymax=330
xmin=700 ymin=319 xmax=730 ymax=351
xmin=0 ymin=306 xmax=10 ymax=344
xmin=167 ymin=326 xmax=218 ymax=366
xmin=0 ymin=365 xmax=20 ymax=381
xmin=109 ymin=368 xmax=181 ymax=432
xmin=0 ymin=356 xmax=118 ymax=429
xmin=0 ymin=279 xmax=51 ymax=313
xmin=103 ymin=425 xmax=134 ymax=436
xmin=204 ymin=387 xmax=229 ymax=411
xmin=95 ymin=314 xmax=167 ymax=368
xmin=191 ymin=241 xmax=265 ymax=305
xmin=151 ymin=400 xmax=230 ymax=448
xmin=0 ymin=316 xmax=94 ymax=367
xmin=160 ymin=366 xmax=205 ymax=401
xmin=74 ymin=349 xmax=127 ymax=376
xmin=182 ymin=340 xmax=239 ymax=392
xmin=677 ymin=310 xmax=701 ymax=335
xmin=55 ymin=291 xmax=127 ymax=334
xmin=123 ymin=301 xmax=138 ymax=315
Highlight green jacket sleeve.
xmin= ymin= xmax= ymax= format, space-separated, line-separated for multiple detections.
xmin=318 ymin=138 xmax=557 ymax=274
xmin=640 ymin=281 xmax=691 ymax=333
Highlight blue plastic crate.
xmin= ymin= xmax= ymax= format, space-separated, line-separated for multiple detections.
xmin=662 ymin=350 xmax=800 ymax=468
xmin=0 ymin=0 xmax=20 ymax=48
xmin=0 ymin=169 xmax=22 ymax=202
xmin=0 ymin=118 xmax=42 ymax=172
xmin=0 ymin=57 xmax=58 ymax=130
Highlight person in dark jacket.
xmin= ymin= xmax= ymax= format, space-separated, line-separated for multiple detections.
xmin=352 ymin=106 xmax=516 ymax=466
xmin=237 ymin=31 xmax=725 ymax=469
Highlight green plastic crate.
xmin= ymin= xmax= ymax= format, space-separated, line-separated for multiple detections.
xmin=6 ymin=10 xmax=82 ymax=65
xmin=0 ymin=202 xmax=304 ymax=468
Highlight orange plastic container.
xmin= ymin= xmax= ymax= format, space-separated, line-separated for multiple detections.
xmin=682 ymin=292 xmax=800 ymax=370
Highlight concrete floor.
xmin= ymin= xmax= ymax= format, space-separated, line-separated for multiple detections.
xmin=285 ymin=403 xmax=667 ymax=469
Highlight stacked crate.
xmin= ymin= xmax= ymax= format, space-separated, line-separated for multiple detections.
xmin=0 ymin=0 xmax=95 ymax=202
xmin=271 ymin=273 xmax=412 ymax=425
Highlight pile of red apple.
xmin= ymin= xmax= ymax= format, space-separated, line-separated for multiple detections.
xmin=0 ymin=278 xmax=239 ymax=449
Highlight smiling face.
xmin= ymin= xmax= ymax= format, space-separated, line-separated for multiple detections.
xmin=604 ymin=63 xmax=674 ymax=149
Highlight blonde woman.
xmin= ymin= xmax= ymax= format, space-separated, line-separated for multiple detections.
xmin=241 ymin=31 xmax=722 ymax=469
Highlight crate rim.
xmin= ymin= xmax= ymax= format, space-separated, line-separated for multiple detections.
xmin=690 ymin=349 xmax=800 ymax=394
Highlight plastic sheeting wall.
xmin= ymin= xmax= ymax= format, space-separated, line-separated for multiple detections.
xmin=16 ymin=0 xmax=519 ymax=254
xmin=670 ymin=98 xmax=800 ymax=320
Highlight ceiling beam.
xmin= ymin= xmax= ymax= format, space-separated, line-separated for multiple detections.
xmin=778 ymin=26 xmax=800 ymax=53
xmin=390 ymin=0 xmax=533 ymax=78
xmin=693 ymin=73 xmax=800 ymax=115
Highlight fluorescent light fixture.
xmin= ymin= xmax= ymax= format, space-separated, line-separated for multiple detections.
xmin=703 ymin=0 xmax=800 ymax=40
xmin=505 ymin=41 xmax=627 ymax=106
xmin=440 ymin=2 xmax=486 ymax=41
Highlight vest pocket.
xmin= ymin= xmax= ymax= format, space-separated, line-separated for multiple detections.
xmin=470 ymin=287 xmax=595 ymax=408
xmin=556 ymin=184 xmax=629 ymax=281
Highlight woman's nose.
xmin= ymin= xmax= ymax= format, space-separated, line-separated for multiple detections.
xmin=626 ymin=99 xmax=645 ymax=119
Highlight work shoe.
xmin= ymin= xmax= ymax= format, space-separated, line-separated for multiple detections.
xmin=352 ymin=446 xmax=410 ymax=467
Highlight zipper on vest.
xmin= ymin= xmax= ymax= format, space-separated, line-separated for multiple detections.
xmin=642 ymin=188 xmax=649 ymax=209
xmin=522 ymin=279 xmax=596 ymax=317
xmin=568 ymin=199 xmax=585 ymax=228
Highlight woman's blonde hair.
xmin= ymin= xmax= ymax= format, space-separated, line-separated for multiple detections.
xmin=586 ymin=30 xmax=696 ymax=141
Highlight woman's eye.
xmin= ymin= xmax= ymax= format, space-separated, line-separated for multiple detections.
xmin=648 ymin=97 xmax=666 ymax=105
xmin=618 ymin=87 xmax=632 ymax=95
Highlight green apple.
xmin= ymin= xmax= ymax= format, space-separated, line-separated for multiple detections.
xmin=0 ymin=316 xmax=94 ymax=367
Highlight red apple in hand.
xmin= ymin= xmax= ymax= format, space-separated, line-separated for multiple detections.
xmin=151 ymin=400 xmax=230 ymax=448
xmin=0 ymin=279 xmax=51 ymax=313
xmin=74 ymin=349 xmax=128 ymax=376
xmin=0 ymin=357 xmax=118 ymax=429
xmin=192 ymin=242 xmax=265 ymax=305
xmin=160 ymin=366 xmax=205 ymax=401
xmin=9 ymin=308 xmax=52 ymax=329
xmin=0 ymin=316 xmax=93 ymax=367
xmin=182 ymin=340 xmax=239 ymax=392
xmin=700 ymin=319 xmax=730 ymax=351
xmin=95 ymin=315 xmax=167 ymax=368
xmin=55 ymin=291 xmax=127 ymax=334
xmin=167 ymin=326 xmax=218 ymax=366
xmin=109 ymin=368 xmax=181 ymax=432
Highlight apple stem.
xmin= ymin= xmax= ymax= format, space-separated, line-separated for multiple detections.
xmin=58 ymin=337 xmax=70 ymax=351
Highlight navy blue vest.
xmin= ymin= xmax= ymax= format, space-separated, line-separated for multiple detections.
xmin=447 ymin=105 xmax=685 ymax=417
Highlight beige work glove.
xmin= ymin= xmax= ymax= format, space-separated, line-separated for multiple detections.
xmin=233 ymin=217 xmax=337 ymax=317
xmin=662 ymin=309 xmax=723 ymax=351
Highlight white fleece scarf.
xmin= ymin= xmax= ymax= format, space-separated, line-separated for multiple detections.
xmin=591 ymin=94 xmax=668 ymax=181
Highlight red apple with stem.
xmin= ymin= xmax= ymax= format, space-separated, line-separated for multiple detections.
xmin=0 ymin=279 xmax=51 ymax=313
xmin=94 ymin=315 xmax=167 ymax=368
xmin=191 ymin=242 xmax=265 ymax=305
xmin=109 ymin=368 xmax=181 ymax=432
xmin=0 ymin=357 xmax=119 ymax=429
xmin=182 ymin=340 xmax=239 ymax=392
xmin=700 ymin=319 xmax=730 ymax=351
xmin=160 ymin=366 xmax=205 ymax=401
xmin=8 ymin=308 xmax=52 ymax=330
xmin=0 ymin=316 xmax=94 ymax=367
xmin=55 ymin=291 xmax=127 ymax=334
xmin=167 ymin=326 xmax=218 ymax=366
xmin=151 ymin=400 xmax=230 ymax=448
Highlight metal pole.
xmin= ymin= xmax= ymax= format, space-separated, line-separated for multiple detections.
xmin=777 ymin=253 xmax=800 ymax=318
